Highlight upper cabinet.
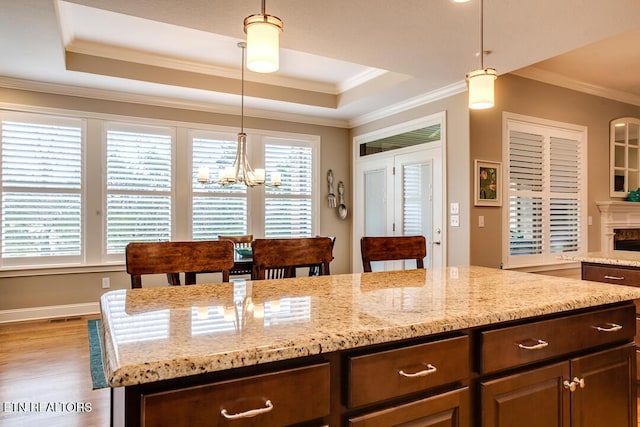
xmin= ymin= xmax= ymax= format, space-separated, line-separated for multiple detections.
xmin=610 ymin=117 xmax=640 ymax=197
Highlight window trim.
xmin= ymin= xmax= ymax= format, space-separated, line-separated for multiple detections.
xmin=501 ymin=112 xmax=588 ymax=269
xmin=0 ymin=110 xmax=86 ymax=268
xmin=0 ymin=106 xmax=321 ymax=275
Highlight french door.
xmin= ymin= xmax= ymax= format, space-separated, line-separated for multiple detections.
xmin=353 ymin=144 xmax=444 ymax=272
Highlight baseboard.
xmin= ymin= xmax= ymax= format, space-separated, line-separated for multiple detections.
xmin=0 ymin=302 xmax=100 ymax=323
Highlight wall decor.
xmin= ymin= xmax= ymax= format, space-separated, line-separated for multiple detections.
xmin=474 ymin=160 xmax=501 ymax=206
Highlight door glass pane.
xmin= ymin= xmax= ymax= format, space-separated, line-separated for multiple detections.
xmin=402 ymin=162 xmax=432 ymax=268
xmin=364 ymin=169 xmax=385 ymax=236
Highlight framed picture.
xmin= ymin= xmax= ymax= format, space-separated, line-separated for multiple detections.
xmin=474 ymin=160 xmax=502 ymax=206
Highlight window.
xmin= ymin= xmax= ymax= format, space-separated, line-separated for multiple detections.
xmin=105 ymin=123 xmax=173 ymax=255
xmin=503 ymin=115 xmax=587 ymax=268
xmin=0 ymin=109 xmax=319 ymax=272
xmin=0 ymin=112 xmax=83 ymax=266
xmin=191 ymin=132 xmax=317 ymax=240
xmin=264 ymin=138 xmax=313 ymax=238
xmin=192 ymin=131 xmax=248 ymax=239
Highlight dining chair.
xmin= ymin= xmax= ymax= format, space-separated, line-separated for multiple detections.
xmin=125 ymin=240 xmax=235 ymax=288
xmin=218 ymin=234 xmax=254 ymax=276
xmin=360 ymin=235 xmax=427 ymax=273
xmin=251 ymin=237 xmax=334 ymax=280
xmin=309 ymin=236 xmax=336 ymax=276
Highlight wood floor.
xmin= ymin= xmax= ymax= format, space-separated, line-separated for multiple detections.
xmin=0 ymin=315 xmax=109 ymax=427
xmin=1 ymin=316 xmax=639 ymax=427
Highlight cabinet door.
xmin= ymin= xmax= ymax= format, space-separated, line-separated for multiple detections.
xmin=570 ymin=343 xmax=636 ymax=427
xmin=480 ymin=362 xmax=570 ymax=427
xmin=348 ymin=387 xmax=469 ymax=427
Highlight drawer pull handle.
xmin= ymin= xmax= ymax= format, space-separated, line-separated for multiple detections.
xmin=594 ymin=322 xmax=623 ymax=332
xmin=221 ymin=400 xmax=273 ymax=419
xmin=398 ymin=363 xmax=437 ymax=378
xmin=604 ymin=275 xmax=625 ymax=280
xmin=518 ymin=339 xmax=549 ymax=350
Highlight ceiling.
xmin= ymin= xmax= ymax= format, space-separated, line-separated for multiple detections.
xmin=1 ymin=0 xmax=640 ymax=128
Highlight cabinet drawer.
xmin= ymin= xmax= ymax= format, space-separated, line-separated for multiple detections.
xmin=582 ymin=263 xmax=640 ymax=286
xmin=480 ymin=304 xmax=635 ymax=374
xmin=348 ymin=387 xmax=469 ymax=427
xmin=348 ymin=335 xmax=468 ymax=408
xmin=141 ymin=363 xmax=330 ymax=427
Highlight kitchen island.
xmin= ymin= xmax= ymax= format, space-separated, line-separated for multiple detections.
xmin=101 ymin=266 xmax=640 ymax=426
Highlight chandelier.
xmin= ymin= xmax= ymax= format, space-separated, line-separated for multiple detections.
xmin=465 ymin=0 xmax=497 ymax=109
xmin=244 ymin=0 xmax=283 ymax=73
xmin=197 ymin=42 xmax=281 ymax=187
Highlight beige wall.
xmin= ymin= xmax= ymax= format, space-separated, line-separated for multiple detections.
xmin=0 ymin=87 xmax=351 ymax=314
xmin=351 ymin=92 xmax=471 ymax=266
xmin=470 ymin=74 xmax=640 ymax=268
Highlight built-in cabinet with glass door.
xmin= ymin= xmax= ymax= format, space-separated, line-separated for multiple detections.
xmin=611 ymin=117 xmax=640 ymax=197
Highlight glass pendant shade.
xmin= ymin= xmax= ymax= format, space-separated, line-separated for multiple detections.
xmin=466 ymin=68 xmax=497 ymax=110
xmin=244 ymin=14 xmax=282 ymax=73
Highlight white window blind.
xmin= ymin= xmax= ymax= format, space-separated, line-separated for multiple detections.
xmin=1 ymin=115 xmax=82 ymax=264
xmin=403 ymin=163 xmax=424 ymax=236
xmin=505 ymin=117 xmax=586 ymax=267
xmin=265 ymin=142 xmax=312 ymax=238
xmin=191 ymin=133 xmax=316 ymax=240
xmin=192 ymin=134 xmax=247 ymax=240
xmin=106 ymin=124 xmax=173 ymax=254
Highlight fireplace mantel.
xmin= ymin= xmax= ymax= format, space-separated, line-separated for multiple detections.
xmin=596 ymin=201 xmax=640 ymax=251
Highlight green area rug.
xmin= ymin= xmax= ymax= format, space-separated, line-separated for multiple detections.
xmin=87 ymin=319 xmax=108 ymax=389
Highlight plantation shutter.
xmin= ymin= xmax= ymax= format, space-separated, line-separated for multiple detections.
xmin=192 ymin=135 xmax=247 ymax=240
xmin=403 ymin=163 xmax=424 ymax=236
xmin=508 ymin=130 xmax=544 ymax=258
xmin=1 ymin=117 xmax=82 ymax=262
xmin=505 ymin=118 xmax=586 ymax=267
xmin=265 ymin=143 xmax=312 ymax=238
xmin=106 ymin=125 xmax=173 ymax=254
xmin=549 ymin=136 xmax=581 ymax=253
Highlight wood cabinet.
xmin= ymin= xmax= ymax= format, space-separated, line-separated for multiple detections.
xmin=348 ymin=387 xmax=469 ymax=427
xmin=481 ymin=344 xmax=636 ymax=427
xmin=120 ymin=303 xmax=636 ymax=427
xmin=582 ymin=262 xmax=640 ymax=381
xmin=140 ymin=363 xmax=330 ymax=427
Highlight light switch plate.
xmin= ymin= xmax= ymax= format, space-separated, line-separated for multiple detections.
xmin=478 ymin=215 xmax=485 ymax=227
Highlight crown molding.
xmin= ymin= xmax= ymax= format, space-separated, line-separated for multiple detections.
xmin=0 ymin=77 xmax=350 ymax=128
xmin=349 ymin=80 xmax=467 ymax=128
xmin=513 ymin=67 xmax=640 ymax=107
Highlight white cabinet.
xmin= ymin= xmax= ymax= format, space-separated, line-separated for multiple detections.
xmin=611 ymin=117 xmax=640 ymax=197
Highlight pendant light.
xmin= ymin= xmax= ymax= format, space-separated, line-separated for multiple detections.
xmin=244 ymin=0 xmax=283 ymax=73
xmin=197 ymin=42 xmax=281 ymax=188
xmin=466 ymin=0 xmax=497 ymax=109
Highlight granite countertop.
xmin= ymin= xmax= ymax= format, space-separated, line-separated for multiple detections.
xmin=559 ymin=250 xmax=640 ymax=267
xmin=100 ymin=266 xmax=640 ymax=387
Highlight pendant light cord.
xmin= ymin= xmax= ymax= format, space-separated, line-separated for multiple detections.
xmin=240 ymin=43 xmax=245 ymax=134
xmin=479 ymin=0 xmax=484 ymax=69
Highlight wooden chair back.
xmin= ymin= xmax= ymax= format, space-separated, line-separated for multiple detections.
xmin=125 ymin=240 xmax=235 ymax=288
xmin=252 ymin=237 xmax=333 ymax=280
xmin=360 ymin=235 xmax=427 ymax=273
